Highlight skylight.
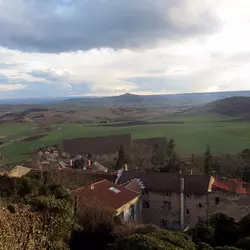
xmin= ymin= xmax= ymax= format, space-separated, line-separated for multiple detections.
xmin=109 ymin=187 xmax=121 ymax=193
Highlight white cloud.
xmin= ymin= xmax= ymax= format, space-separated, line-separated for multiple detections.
xmin=0 ymin=83 xmax=26 ymax=92
xmin=0 ymin=0 xmax=250 ymax=98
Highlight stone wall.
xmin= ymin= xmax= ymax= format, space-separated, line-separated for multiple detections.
xmin=207 ymin=191 xmax=250 ymax=221
xmin=141 ymin=191 xmax=208 ymax=229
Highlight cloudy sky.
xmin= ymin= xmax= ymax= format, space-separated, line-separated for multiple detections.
xmin=0 ymin=0 xmax=250 ymax=98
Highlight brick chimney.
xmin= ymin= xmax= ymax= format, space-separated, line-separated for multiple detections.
xmin=69 ymin=159 xmax=73 ymax=167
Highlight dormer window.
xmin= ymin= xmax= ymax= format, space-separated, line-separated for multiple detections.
xmin=164 ymin=192 xmax=169 ymax=197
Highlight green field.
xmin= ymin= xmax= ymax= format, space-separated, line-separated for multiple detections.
xmin=1 ymin=113 xmax=250 ymax=164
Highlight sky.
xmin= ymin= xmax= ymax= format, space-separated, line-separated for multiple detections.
xmin=0 ymin=0 xmax=250 ymax=98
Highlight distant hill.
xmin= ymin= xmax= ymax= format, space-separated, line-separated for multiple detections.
xmin=1 ymin=90 xmax=250 ymax=108
xmin=64 ymin=91 xmax=250 ymax=108
xmin=204 ymin=97 xmax=250 ymax=116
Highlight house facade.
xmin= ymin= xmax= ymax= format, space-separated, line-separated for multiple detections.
xmin=117 ymin=171 xmax=250 ymax=229
xmin=71 ymin=179 xmax=141 ymax=222
xmin=117 ymin=171 xmax=214 ymax=229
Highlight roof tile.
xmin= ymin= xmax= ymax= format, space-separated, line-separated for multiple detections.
xmin=71 ymin=179 xmax=140 ymax=211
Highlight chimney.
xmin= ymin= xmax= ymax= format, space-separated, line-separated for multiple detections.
xmin=180 ymin=177 xmax=185 ymax=230
xmin=88 ymin=160 xmax=91 ymax=166
xmin=179 ymin=170 xmax=182 ymax=175
xmin=124 ymin=162 xmax=128 ymax=172
xmin=69 ymin=159 xmax=73 ymax=167
xmin=190 ymin=169 xmax=193 ymax=175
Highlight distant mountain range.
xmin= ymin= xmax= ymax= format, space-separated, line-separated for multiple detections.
xmin=1 ymin=91 xmax=250 ymax=108
xmin=65 ymin=91 xmax=250 ymax=108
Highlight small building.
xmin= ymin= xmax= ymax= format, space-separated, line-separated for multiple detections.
xmin=0 ymin=165 xmax=31 ymax=178
xmin=208 ymin=177 xmax=250 ymax=221
xmin=71 ymin=179 xmax=141 ymax=222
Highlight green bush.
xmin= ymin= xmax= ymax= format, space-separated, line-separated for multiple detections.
xmin=23 ymin=195 xmax=73 ymax=214
xmin=215 ymin=246 xmax=241 ymax=250
xmin=191 ymin=222 xmax=215 ymax=246
xmin=236 ymin=236 xmax=250 ymax=250
xmin=109 ymin=234 xmax=167 ymax=250
xmin=196 ymin=242 xmax=213 ymax=250
xmin=148 ymin=229 xmax=196 ymax=250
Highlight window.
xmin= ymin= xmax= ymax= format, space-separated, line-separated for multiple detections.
xmin=215 ymin=197 xmax=220 ymax=205
xmin=186 ymin=209 xmax=190 ymax=215
xmin=186 ymin=194 xmax=191 ymax=198
xmin=109 ymin=187 xmax=121 ymax=193
xmin=160 ymin=220 xmax=169 ymax=228
xmin=143 ymin=201 xmax=150 ymax=208
xmin=164 ymin=192 xmax=169 ymax=197
xmin=162 ymin=201 xmax=171 ymax=211
xmin=198 ymin=203 xmax=203 ymax=209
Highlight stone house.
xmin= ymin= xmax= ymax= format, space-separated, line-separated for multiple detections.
xmin=71 ymin=179 xmax=141 ymax=222
xmin=208 ymin=178 xmax=250 ymax=221
xmin=116 ymin=171 xmax=214 ymax=229
xmin=117 ymin=171 xmax=250 ymax=229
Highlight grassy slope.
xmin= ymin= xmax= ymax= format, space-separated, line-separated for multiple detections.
xmin=1 ymin=113 xmax=250 ymax=163
xmin=0 ymin=123 xmax=37 ymax=142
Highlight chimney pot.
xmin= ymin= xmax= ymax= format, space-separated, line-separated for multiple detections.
xmin=124 ymin=163 xmax=128 ymax=172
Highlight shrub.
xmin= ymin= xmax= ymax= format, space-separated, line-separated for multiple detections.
xmin=0 ymin=205 xmax=72 ymax=250
xmin=191 ymin=222 xmax=215 ymax=246
xmin=215 ymin=247 xmax=241 ymax=250
xmin=109 ymin=234 xmax=167 ymax=250
xmin=196 ymin=242 xmax=213 ymax=250
xmin=236 ymin=237 xmax=250 ymax=250
xmin=239 ymin=214 xmax=250 ymax=237
xmin=69 ymin=203 xmax=121 ymax=250
xmin=148 ymin=229 xmax=196 ymax=250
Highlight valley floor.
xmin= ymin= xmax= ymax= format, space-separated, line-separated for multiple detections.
xmin=0 ymin=113 xmax=250 ymax=164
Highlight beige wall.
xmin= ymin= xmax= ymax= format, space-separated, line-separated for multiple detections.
xmin=207 ymin=191 xmax=250 ymax=221
xmin=117 ymin=196 xmax=141 ymax=222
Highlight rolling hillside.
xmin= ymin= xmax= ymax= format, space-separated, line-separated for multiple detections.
xmin=204 ymin=97 xmax=250 ymax=116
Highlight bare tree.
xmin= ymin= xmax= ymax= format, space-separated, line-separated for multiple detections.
xmin=131 ymin=143 xmax=153 ymax=170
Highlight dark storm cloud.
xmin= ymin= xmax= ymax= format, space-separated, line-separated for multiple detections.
xmin=0 ymin=0 xmax=220 ymax=53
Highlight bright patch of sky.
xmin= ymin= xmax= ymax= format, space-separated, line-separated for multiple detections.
xmin=0 ymin=0 xmax=250 ymax=98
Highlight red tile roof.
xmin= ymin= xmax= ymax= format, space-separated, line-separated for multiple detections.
xmin=71 ymin=179 xmax=140 ymax=211
xmin=212 ymin=178 xmax=249 ymax=195
xmin=212 ymin=179 xmax=230 ymax=191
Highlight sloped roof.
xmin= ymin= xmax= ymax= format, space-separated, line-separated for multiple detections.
xmin=71 ymin=179 xmax=140 ymax=211
xmin=61 ymin=134 xmax=132 ymax=157
xmin=212 ymin=178 xmax=250 ymax=195
xmin=124 ymin=179 xmax=144 ymax=193
xmin=117 ymin=171 xmax=212 ymax=195
xmin=0 ymin=165 xmax=31 ymax=178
